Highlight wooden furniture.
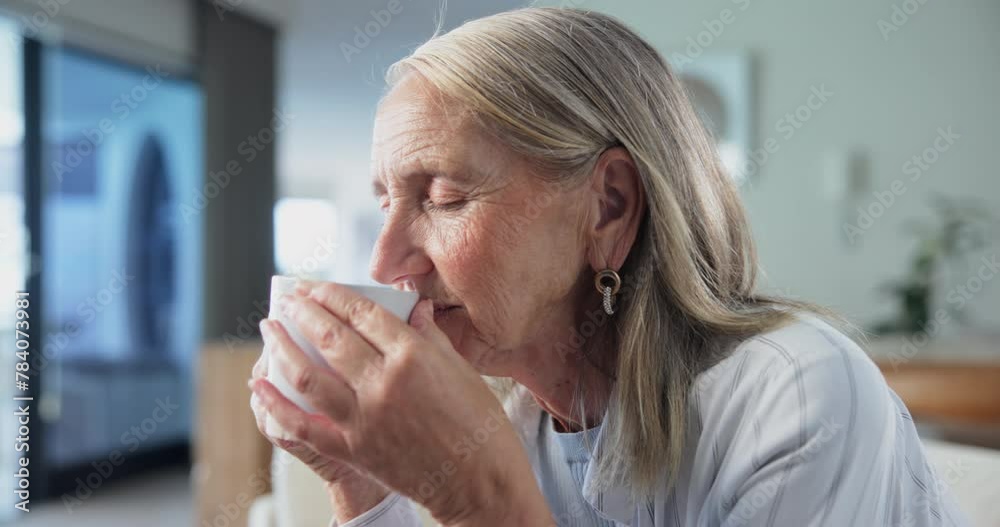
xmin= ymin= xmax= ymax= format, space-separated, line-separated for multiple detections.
xmin=874 ymin=361 xmax=1000 ymax=425
xmin=194 ymin=339 xmax=272 ymax=527
xmin=867 ymin=333 xmax=1000 ymax=448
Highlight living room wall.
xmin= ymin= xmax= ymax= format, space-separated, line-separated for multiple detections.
xmin=537 ymin=0 xmax=1000 ymax=329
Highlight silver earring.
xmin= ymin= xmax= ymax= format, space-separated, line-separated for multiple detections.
xmin=594 ymin=269 xmax=621 ymax=315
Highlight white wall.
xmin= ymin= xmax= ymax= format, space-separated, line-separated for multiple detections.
xmin=535 ymin=0 xmax=1000 ymax=330
xmin=2 ymin=0 xmax=196 ymax=72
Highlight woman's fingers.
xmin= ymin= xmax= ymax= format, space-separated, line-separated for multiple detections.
xmin=298 ymin=281 xmax=415 ymax=357
xmin=409 ymin=299 xmax=453 ymax=352
xmin=250 ymin=341 xmax=270 ymax=432
xmin=252 ymin=341 xmax=269 ymax=379
xmin=280 ymin=295 xmax=385 ymax=387
xmin=251 ymin=377 xmax=352 ymax=460
xmin=249 ymin=391 xmax=270 ymax=434
xmin=250 ymin=385 xmax=367 ymax=484
xmin=262 ymin=318 xmax=357 ymax=423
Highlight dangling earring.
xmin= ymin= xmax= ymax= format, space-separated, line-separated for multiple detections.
xmin=595 ymin=269 xmax=621 ymax=315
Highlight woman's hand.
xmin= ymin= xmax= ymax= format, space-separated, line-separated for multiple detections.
xmin=249 ymin=343 xmax=355 ymax=483
xmin=249 ymin=337 xmax=390 ymax=522
xmin=249 ymin=281 xmax=552 ymax=526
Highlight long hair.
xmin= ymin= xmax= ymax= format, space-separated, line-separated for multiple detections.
xmin=386 ymin=7 xmax=832 ymax=501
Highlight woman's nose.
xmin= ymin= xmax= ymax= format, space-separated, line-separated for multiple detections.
xmin=369 ymin=213 xmax=432 ymax=286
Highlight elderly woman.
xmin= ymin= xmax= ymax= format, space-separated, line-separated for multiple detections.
xmin=249 ymin=8 xmax=966 ymax=527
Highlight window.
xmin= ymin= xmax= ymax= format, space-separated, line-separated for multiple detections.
xmin=274 ymin=197 xmax=339 ymax=279
xmin=38 ymin=46 xmax=203 ymax=469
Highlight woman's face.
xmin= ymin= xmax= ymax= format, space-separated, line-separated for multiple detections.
xmin=370 ymin=75 xmax=592 ymax=374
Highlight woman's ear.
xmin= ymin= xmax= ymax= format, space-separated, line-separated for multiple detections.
xmin=587 ymin=146 xmax=646 ymax=271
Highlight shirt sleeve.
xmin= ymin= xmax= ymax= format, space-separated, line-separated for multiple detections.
xmin=331 ymin=492 xmax=425 ymax=527
xmin=718 ymin=331 xmax=968 ymax=527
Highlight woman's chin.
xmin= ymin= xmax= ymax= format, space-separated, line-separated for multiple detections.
xmin=452 ymin=342 xmax=504 ymax=375
xmin=433 ymin=312 xmax=493 ymax=371
xmin=433 ymin=309 xmax=470 ymax=350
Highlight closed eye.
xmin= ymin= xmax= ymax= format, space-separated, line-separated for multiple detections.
xmin=423 ymin=198 xmax=467 ymax=212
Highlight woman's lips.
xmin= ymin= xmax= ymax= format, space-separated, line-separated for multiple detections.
xmin=432 ymin=304 xmax=460 ymax=317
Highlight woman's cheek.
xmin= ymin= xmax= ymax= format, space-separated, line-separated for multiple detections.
xmin=434 ymin=218 xmax=492 ymax=283
xmin=429 ymin=203 xmax=487 ymax=253
xmin=437 ymin=214 xmax=511 ymax=303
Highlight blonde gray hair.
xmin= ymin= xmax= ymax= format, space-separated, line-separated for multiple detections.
xmin=386 ymin=7 xmax=825 ymax=501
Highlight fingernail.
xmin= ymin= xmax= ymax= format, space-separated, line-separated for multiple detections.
xmin=276 ymin=438 xmax=298 ymax=450
xmin=278 ymin=294 xmax=296 ymax=316
xmin=256 ymin=383 xmax=272 ymax=404
xmin=410 ymin=300 xmax=430 ymax=329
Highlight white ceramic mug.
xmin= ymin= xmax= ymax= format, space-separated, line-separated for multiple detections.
xmin=265 ymin=275 xmax=419 ymax=437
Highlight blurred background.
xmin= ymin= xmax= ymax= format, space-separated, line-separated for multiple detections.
xmin=0 ymin=0 xmax=997 ymax=525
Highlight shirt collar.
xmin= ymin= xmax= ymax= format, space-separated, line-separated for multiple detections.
xmin=505 ymin=383 xmax=635 ymax=524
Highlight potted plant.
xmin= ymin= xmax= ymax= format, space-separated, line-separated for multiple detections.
xmin=873 ymin=194 xmax=993 ymax=335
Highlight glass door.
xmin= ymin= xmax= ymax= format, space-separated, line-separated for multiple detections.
xmin=38 ymin=45 xmax=202 ymax=484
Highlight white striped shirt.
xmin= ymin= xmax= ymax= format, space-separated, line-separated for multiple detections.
xmin=536 ymin=412 xmax=614 ymax=526
xmin=335 ymin=316 xmax=969 ymax=526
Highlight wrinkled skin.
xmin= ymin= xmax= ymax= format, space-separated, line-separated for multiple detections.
xmin=249 ymin=73 xmax=644 ymax=525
